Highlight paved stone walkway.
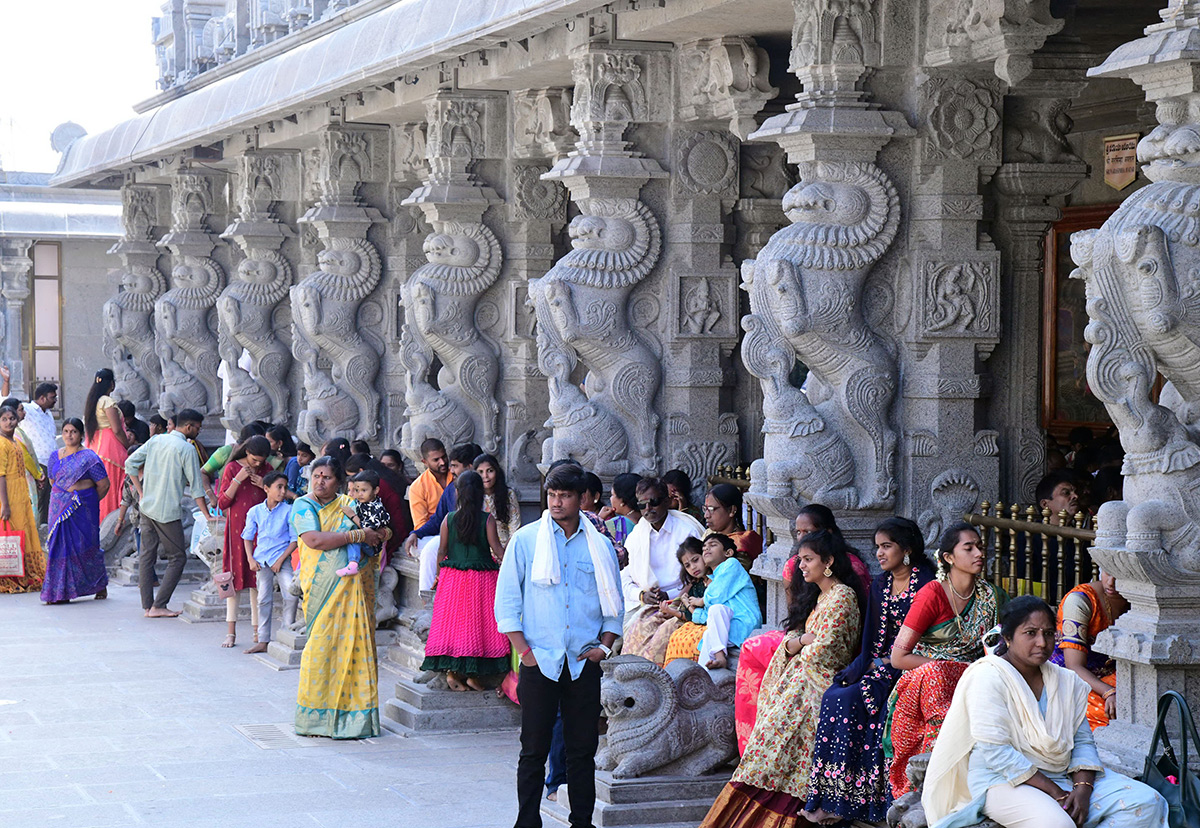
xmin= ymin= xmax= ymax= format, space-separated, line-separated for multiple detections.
xmin=0 ymin=584 xmax=519 ymax=828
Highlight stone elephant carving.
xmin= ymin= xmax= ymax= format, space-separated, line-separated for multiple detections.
xmin=595 ymin=655 xmax=737 ymax=779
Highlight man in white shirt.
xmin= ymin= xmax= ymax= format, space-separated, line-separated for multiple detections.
xmin=620 ymin=476 xmax=704 ymax=629
xmin=19 ymin=382 xmax=57 ymax=525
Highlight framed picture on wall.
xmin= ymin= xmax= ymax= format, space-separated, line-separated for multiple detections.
xmin=1042 ymin=204 xmax=1120 ymax=438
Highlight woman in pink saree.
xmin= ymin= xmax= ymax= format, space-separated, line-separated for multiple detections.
xmin=83 ymin=369 xmax=130 ymax=522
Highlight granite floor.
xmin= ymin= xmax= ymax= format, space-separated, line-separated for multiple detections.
xmin=0 ymin=582 xmax=520 ymax=828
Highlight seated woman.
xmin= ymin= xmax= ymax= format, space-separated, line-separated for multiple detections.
xmin=663 ymin=533 xmax=763 ymax=669
xmin=803 ymin=517 xmax=936 ymax=826
xmin=1049 ymin=572 xmax=1128 ymax=730
xmin=923 ymin=595 xmax=1166 ymax=828
xmin=886 ymin=522 xmax=1006 ymax=799
xmin=734 ymin=504 xmax=869 ymax=753
xmin=704 ymin=483 xmax=762 ymax=571
xmin=623 ymin=537 xmax=708 ymax=664
xmin=699 ymin=529 xmax=861 ymax=828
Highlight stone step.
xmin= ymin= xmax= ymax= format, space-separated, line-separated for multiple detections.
xmin=109 ymin=553 xmax=210 ymax=587
xmin=256 ymin=623 xmax=307 ymax=671
xmin=382 ymin=673 xmax=520 ymax=735
xmin=541 ymin=771 xmax=731 ymax=828
xmin=180 ymin=586 xmax=252 ymax=623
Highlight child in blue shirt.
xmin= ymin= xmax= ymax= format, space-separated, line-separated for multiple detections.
xmin=240 ymin=472 xmax=299 ymax=653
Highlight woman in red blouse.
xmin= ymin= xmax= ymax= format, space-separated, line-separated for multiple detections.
xmin=217 ymin=435 xmax=273 ymax=651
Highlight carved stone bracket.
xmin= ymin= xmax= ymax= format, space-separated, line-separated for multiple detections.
xmin=512 ymin=88 xmax=576 ymax=160
xmin=677 ymin=37 xmax=778 ymax=140
xmin=924 ymin=0 xmax=1063 ymax=86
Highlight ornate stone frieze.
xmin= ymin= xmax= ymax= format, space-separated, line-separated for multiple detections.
xmin=156 ymin=172 xmax=226 ymax=418
xmin=218 ymin=152 xmax=296 ymax=430
xmin=741 ymin=160 xmax=901 ymax=509
xmin=512 ymin=88 xmax=575 ymax=160
xmin=677 ymin=37 xmax=777 ymax=139
xmin=105 ymin=185 xmax=167 ymax=412
xmin=924 ymin=0 xmax=1062 ymax=85
xmin=292 ymin=126 xmax=385 ymax=445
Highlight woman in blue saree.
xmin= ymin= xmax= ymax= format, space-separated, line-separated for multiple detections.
xmin=41 ymin=418 xmax=110 ymax=603
xmin=291 ymin=456 xmax=385 ymax=739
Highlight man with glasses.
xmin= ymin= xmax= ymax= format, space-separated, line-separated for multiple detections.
xmin=620 ymin=476 xmax=704 ymax=630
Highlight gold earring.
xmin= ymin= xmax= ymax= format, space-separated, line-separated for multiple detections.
xmin=823 ymin=565 xmax=833 ymax=578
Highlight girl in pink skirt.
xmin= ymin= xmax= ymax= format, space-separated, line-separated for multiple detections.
xmin=420 ymin=469 xmax=511 ymax=691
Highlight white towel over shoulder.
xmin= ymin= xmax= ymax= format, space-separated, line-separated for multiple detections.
xmin=531 ymin=510 xmax=622 ymax=618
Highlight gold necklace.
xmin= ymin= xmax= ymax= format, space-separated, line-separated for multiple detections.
xmin=948 ymin=576 xmax=975 ymax=603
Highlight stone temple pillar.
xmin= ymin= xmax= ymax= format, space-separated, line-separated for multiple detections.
xmin=399 ymin=91 xmax=506 ymax=461
xmin=1070 ymin=0 xmax=1200 ymax=773
xmin=530 ymin=44 xmax=670 ymax=481
xmin=155 ymin=170 xmax=227 ymax=434
xmin=0 ymin=239 xmax=32 ymax=398
xmin=105 ymin=185 xmax=168 ymax=414
xmin=740 ymin=0 xmax=912 ymax=616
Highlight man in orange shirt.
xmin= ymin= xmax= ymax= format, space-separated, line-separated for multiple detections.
xmin=408 ymin=438 xmax=451 ymax=528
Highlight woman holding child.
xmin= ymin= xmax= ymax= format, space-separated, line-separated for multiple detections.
xmin=802 ymin=517 xmax=935 ymax=825
xmin=293 ymin=456 xmax=384 ymax=739
xmin=699 ymin=529 xmax=861 ymax=828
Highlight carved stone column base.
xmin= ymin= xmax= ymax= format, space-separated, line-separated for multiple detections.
xmin=541 ymin=770 xmax=732 ymax=828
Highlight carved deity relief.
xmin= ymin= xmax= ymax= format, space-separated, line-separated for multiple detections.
xmin=512 ymin=88 xmax=575 ymax=160
xmin=399 ymin=222 xmax=503 ymax=455
xmin=790 ymin=0 xmax=878 ymax=80
xmin=155 ymin=257 xmax=225 ymax=416
xmin=290 ymin=237 xmax=382 ymax=444
xmin=741 ymin=160 xmax=900 ymax=509
xmin=530 ymin=197 xmax=663 ymax=475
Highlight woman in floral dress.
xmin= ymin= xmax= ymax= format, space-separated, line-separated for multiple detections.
xmin=699 ymin=529 xmax=861 ymax=828
xmin=803 ymin=518 xmax=935 ymax=825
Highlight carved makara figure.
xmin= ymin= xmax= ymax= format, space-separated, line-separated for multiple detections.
xmin=290 ymin=237 xmax=382 ymax=443
xmin=399 ymin=222 xmax=502 ymax=453
xmin=216 ymin=251 xmax=293 ymax=428
xmin=103 ymin=265 xmax=167 ymax=410
xmin=595 ymin=655 xmax=737 ymax=779
xmin=742 ymin=161 xmax=900 ymax=509
xmin=1070 ymin=181 xmax=1200 ymax=573
xmin=529 ymin=198 xmax=662 ymax=474
xmin=154 ymin=258 xmax=224 ymax=416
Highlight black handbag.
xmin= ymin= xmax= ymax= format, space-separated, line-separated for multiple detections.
xmin=1142 ymin=690 xmax=1200 ymax=828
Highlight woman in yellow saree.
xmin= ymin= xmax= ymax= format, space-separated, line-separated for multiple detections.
xmin=292 ymin=456 xmax=384 ymax=739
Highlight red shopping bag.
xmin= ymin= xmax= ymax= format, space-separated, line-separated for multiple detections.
xmin=0 ymin=520 xmax=26 ymax=578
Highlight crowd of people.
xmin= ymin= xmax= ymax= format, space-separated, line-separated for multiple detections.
xmin=0 ymin=367 xmax=1175 ymax=828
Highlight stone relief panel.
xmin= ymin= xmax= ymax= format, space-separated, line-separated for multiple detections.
xmin=924 ymin=0 xmax=1062 ymax=85
xmin=922 ymin=76 xmax=1003 ymax=165
xmin=675 ymin=130 xmax=739 ymax=199
xmin=741 ymin=160 xmax=901 ymax=509
xmin=512 ymin=88 xmax=575 ymax=160
xmin=919 ymin=260 xmax=998 ymax=339
xmin=511 ymin=164 xmax=567 ymax=223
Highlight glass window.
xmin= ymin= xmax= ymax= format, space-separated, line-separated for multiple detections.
xmin=34 ymin=280 xmax=59 ymax=347
xmin=32 ymin=243 xmax=58 ymax=277
xmin=34 ymin=349 xmax=60 ymax=384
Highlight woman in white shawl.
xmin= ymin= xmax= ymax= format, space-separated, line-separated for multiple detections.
xmin=924 ymin=595 xmax=1166 ymax=828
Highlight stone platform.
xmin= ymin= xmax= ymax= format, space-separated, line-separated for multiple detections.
xmin=382 ymin=669 xmax=521 ymax=736
xmin=108 ymin=552 xmax=211 ymax=587
xmin=542 ymin=770 xmax=731 ymax=828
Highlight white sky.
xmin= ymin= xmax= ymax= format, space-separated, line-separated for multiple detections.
xmin=0 ymin=1 xmax=165 ymax=173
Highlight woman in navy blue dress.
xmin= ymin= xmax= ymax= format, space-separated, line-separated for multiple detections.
xmin=803 ymin=517 xmax=936 ymax=825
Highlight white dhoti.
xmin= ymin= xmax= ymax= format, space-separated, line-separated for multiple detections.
xmin=698 ymin=603 xmax=733 ymax=668
xmin=417 ymin=535 xmax=439 ymax=592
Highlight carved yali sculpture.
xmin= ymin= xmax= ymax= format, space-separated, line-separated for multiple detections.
xmin=529 ymin=198 xmax=663 ymax=474
xmin=290 ymin=237 xmax=382 ymax=444
xmin=216 ymin=250 xmax=293 ymax=429
xmin=1070 ymin=180 xmax=1200 ymax=574
xmin=743 ymin=160 xmax=901 ymax=509
xmin=399 ymin=222 xmax=502 ymax=454
xmin=739 ymin=287 xmax=856 ymax=509
xmin=103 ymin=265 xmax=167 ymax=411
xmin=595 ymin=655 xmax=737 ymax=779
xmin=529 ymin=285 xmax=629 ymax=477
xmin=154 ymin=258 xmax=224 ymax=417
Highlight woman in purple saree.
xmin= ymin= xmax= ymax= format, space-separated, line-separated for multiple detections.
xmin=41 ymin=418 xmax=110 ymax=604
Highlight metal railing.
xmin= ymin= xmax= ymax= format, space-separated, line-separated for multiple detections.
xmin=966 ymin=502 xmax=1097 ymax=606
xmin=710 ymin=464 xmax=776 ymax=548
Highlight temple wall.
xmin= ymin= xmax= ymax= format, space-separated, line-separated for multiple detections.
xmin=62 ymin=238 xmax=122 ymax=418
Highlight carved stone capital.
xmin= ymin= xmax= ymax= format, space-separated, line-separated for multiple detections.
xmin=512 ymin=88 xmax=576 ymax=160
xmin=924 ymin=0 xmax=1063 ymax=86
xmin=677 ymin=37 xmax=778 ymax=140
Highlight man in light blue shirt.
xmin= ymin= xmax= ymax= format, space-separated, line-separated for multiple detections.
xmin=125 ymin=408 xmax=207 ymax=617
xmin=495 ymin=464 xmax=620 ymax=828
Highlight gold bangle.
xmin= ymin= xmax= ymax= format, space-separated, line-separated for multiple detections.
xmin=1102 ymin=689 xmax=1116 ymax=700
xmin=1073 ymin=780 xmax=1093 ymax=789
